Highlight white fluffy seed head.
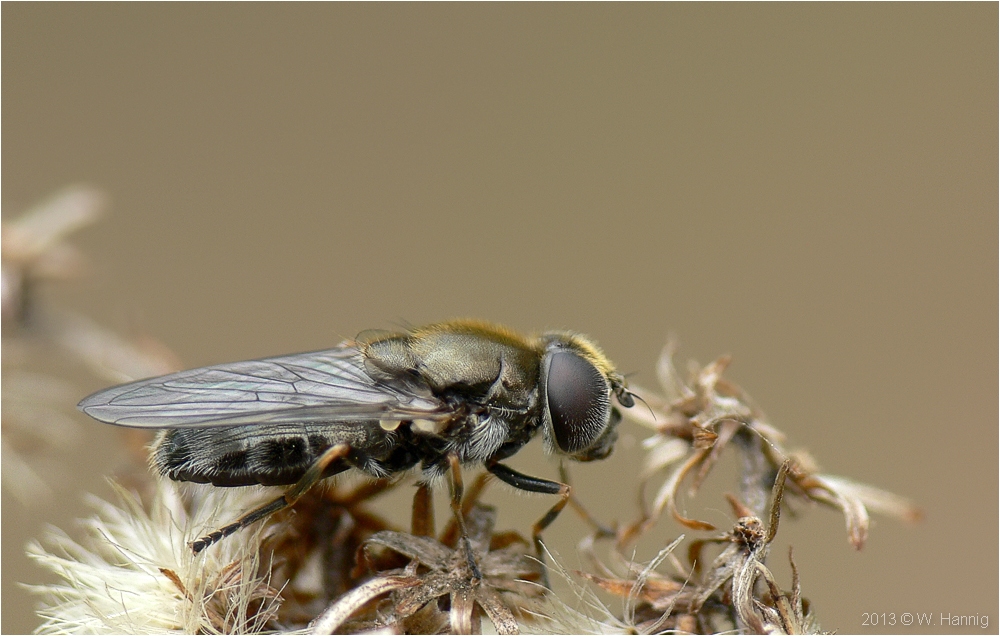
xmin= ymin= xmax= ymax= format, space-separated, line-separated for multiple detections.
xmin=27 ymin=479 xmax=282 ymax=635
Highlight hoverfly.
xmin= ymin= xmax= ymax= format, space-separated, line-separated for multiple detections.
xmin=79 ymin=320 xmax=634 ymax=562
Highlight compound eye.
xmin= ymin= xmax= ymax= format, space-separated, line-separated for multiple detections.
xmin=545 ymin=350 xmax=610 ymax=454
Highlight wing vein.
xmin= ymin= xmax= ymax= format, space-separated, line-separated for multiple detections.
xmin=78 ymin=343 xmax=453 ymax=428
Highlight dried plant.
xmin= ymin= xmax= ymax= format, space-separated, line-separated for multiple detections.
xmin=25 ymin=339 xmax=923 ymax=635
xmin=26 ymin=340 xmax=923 ymax=635
xmin=315 ymin=498 xmax=543 ymax=635
xmin=3 ymin=186 xmax=106 ymax=330
xmin=267 ymin=477 xmax=400 ymax=626
xmin=22 ymin=198 xmax=921 ymax=634
xmin=569 ymin=510 xmax=818 ymax=634
xmin=3 ymin=186 xmax=180 ymax=505
xmin=620 ymin=340 xmax=921 ymax=549
xmin=26 ymin=481 xmax=282 ymax=634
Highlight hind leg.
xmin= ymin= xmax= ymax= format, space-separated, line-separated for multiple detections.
xmin=191 ymin=444 xmax=351 ymax=553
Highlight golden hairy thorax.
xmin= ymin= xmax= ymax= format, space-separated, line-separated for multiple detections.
xmin=359 ymin=319 xmax=618 ymax=392
xmin=360 ymin=320 xmax=542 ymax=399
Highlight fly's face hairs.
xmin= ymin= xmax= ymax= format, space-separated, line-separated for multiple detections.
xmin=79 ymin=319 xmax=634 ymax=558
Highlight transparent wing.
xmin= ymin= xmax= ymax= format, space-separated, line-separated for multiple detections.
xmin=78 ymin=342 xmax=450 ymax=427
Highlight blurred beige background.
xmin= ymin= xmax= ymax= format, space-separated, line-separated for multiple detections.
xmin=3 ymin=4 xmax=995 ymax=634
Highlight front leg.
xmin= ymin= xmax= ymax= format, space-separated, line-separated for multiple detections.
xmin=486 ymin=461 xmax=570 ymax=578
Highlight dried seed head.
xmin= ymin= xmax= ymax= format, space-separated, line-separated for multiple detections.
xmin=622 ymin=342 xmax=920 ymax=551
xmin=315 ymin=503 xmax=543 ymax=635
xmin=27 ymin=480 xmax=282 ymax=634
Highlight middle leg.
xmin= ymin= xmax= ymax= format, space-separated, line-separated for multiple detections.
xmin=447 ymin=454 xmax=483 ymax=580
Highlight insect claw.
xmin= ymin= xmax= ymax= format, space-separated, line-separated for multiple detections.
xmin=190 ymin=536 xmax=213 ymax=554
xmin=191 ymin=528 xmax=228 ymax=554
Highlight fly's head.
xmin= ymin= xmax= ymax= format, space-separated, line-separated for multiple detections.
xmin=538 ymin=332 xmax=633 ymax=463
